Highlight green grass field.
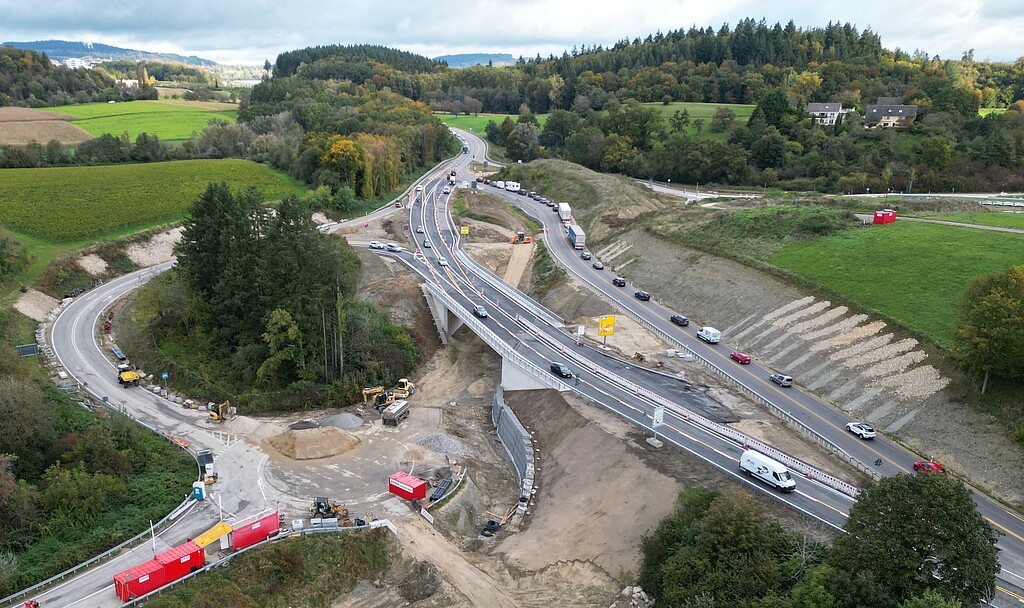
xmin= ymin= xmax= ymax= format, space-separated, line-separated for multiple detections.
xmin=439 ymin=112 xmax=548 ymax=133
xmin=38 ymin=100 xmax=239 ymax=141
xmin=917 ymin=211 xmax=1024 ymax=229
xmin=0 ymin=160 xmax=305 ymax=241
xmin=980 ymin=108 xmax=1007 ymax=117
xmin=769 ymin=222 xmax=1023 ymax=346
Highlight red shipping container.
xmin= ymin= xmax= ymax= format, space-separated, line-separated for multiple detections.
xmin=113 ymin=558 xmax=166 ymax=602
xmin=155 ymin=541 xmax=205 ymax=583
xmin=231 ymin=510 xmax=281 ymax=551
xmin=389 ymin=471 xmax=427 ymax=501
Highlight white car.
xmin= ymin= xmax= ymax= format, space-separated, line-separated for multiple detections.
xmin=416 ymin=184 xmax=424 ymax=192
xmin=846 ymin=422 xmax=876 ymax=439
xmin=438 ymin=257 xmax=449 ymax=267
xmin=442 ymin=186 xmax=451 ymax=194
xmin=368 ymin=241 xmax=385 ymax=250
xmin=386 ymin=243 xmax=401 ymax=252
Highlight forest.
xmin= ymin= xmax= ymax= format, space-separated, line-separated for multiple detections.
xmin=0 ymin=46 xmax=157 ymax=106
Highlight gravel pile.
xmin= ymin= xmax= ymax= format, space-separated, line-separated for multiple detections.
xmin=772 ymin=300 xmax=831 ymax=328
xmin=320 ymin=413 xmax=364 ymax=430
xmin=875 ymin=365 xmax=950 ymax=399
xmin=763 ymin=296 xmax=815 ymax=321
xmin=416 ymin=432 xmax=467 ymax=456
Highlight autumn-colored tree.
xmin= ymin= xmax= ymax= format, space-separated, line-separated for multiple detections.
xmin=321 ymin=136 xmax=365 ymax=190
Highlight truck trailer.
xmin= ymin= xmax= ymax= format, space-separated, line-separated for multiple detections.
xmin=504 ymin=181 xmax=521 ymax=192
xmin=566 ymin=223 xmax=586 ymax=249
xmin=557 ymin=202 xmax=572 ymax=223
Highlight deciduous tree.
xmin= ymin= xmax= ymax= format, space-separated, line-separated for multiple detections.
xmin=953 ymin=265 xmax=1024 ymax=392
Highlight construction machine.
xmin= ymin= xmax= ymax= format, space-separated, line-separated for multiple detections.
xmin=373 ymin=390 xmax=396 ymax=411
xmin=117 ymin=364 xmax=140 ymax=387
xmin=630 ymin=352 xmax=646 ymax=363
xmin=362 ymin=386 xmax=385 ymax=403
xmin=509 ymin=231 xmax=533 ymax=244
xmin=309 ymin=497 xmax=349 ymax=519
xmin=393 ymin=378 xmax=416 ymax=398
xmin=209 ymin=401 xmax=231 ymax=421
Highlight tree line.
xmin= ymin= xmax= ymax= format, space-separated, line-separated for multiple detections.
xmin=120 ymin=183 xmax=419 ymax=410
xmin=642 ymin=475 xmax=998 ymax=607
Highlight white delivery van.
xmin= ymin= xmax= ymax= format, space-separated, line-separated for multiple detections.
xmin=740 ymin=450 xmax=796 ymax=492
xmin=697 ymin=327 xmax=721 ymax=344
xmin=495 ymin=181 xmax=506 ymax=189
xmin=505 ymin=181 xmax=521 ymax=192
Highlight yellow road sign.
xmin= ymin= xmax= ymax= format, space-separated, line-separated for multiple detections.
xmin=598 ymin=315 xmax=615 ymax=337
xmin=460 ymin=226 xmax=470 ymax=235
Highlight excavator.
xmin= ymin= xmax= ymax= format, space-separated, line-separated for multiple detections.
xmin=509 ymin=231 xmax=533 ymax=244
xmin=362 ymin=385 xmax=385 ymax=403
xmin=209 ymin=401 xmax=231 ymax=422
xmin=373 ymin=390 xmax=396 ymax=411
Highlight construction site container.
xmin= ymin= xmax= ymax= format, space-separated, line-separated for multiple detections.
xmin=155 ymin=540 xmax=204 ymax=582
xmin=389 ymin=471 xmax=427 ymax=501
xmin=113 ymin=559 xmax=166 ymax=602
xmin=231 ymin=510 xmax=281 ymax=551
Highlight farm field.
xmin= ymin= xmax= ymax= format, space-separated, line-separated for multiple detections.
xmin=769 ymin=222 xmax=1023 ymax=347
xmin=0 ymin=160 xmax=305 ymax=241
xmin=917 ymin=211 xmax=1024 ymax=229
xmin=37 ymin=100 xmax=239 ymax=141
xmin=439 ymin=112 xmax=548 ymax=133
xmin=0 ymin=106 xmax=93 ymax=146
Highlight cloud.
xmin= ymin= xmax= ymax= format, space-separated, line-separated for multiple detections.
xmin=1 ymin=0 xmax=1022 ymax=64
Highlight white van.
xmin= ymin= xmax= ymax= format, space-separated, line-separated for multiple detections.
xmin=697 ymin=327 xmax=721 ymax=344
xmin=740 ymin=450 xmax=796 ymax=492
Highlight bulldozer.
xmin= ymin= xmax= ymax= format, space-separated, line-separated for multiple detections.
xmin=509 ymin=231 xmax=533 ymax=244
xmin=393 ymin=378 xmax=416 ymax=399
xmin=117 ymin=364 xmax=140 ymax=387
xmin=209 ymin=401 xmax=231 ymax=422
xmin=309 ymin=497 xmax=349 ymax=519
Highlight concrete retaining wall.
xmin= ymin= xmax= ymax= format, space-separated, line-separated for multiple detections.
xmin=491 ymin=386 xmax=535 ymax=512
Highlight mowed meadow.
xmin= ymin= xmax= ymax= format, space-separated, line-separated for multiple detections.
xmin=38 ymin=100 xmax=240 ymax=141
xmin=0 ymin=160 xmax=305 ymax=241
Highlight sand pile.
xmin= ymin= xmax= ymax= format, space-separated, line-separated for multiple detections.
xmin=268 ymin=426 xmax=360 ymax=460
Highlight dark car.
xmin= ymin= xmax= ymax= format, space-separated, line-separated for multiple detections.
xmin=592 ymin=261 xmax=605 ymax=270
xmin=634 ymin=290 xmax=651 ymax=301
xmin=517 ymin=189 xmax=527 ymax=196
xmin=476 ymin=176 xmax=484 ymax=182
xmin=612 ymin=277 xmax=626 ymax=287
xmin=549 ymin=362 xmax=573 ymax=378
xmin=670 ymin=314 xmax=689 ymax=326
xmin=580 ymin=251 xmax=592 ymax=260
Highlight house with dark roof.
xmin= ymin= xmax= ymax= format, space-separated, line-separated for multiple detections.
xmin=807 ymin=102 xmax=843 ymax=125
xmin=864 ymin=98 xmax=918 ymax=128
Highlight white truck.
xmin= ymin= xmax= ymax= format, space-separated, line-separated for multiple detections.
xmin=557 ymin=202 xmax=572 ymax=223
xmin=381 ymin=400 xmax=410 ymax=426
xmin=494 ymin=181 xmax=505 ymax=189
xmin=739 ymin=450 xmax=796 ymax=492
xmin=505 ymin=181 xmax=521 ymax=192
xmin=566 ymin=223 xmax=586 ymax=249
xmin=696 ymin=326 xmax=721 ymax=344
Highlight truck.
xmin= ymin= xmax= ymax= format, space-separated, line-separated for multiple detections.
xmin=566 ymin=223 xmax=586 ymax=249
xmin=557 ymin=202 xmax=572 ymax=223
xmin=117 ymin=364 xmax=140 ymax=387
xmin=504 ymin=181 xmax=521 ymax=192
xmin=697 ymin=327 xmax=721 ymax=344
xmin=739 ymin=450 xmax=796 ymax=492
xmin=494 ymin=181 xmax=505 ymax=190
xmin=381 ymin=399 xmax=410 ymax=426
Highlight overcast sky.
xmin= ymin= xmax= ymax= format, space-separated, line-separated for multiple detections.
xmin=2 ymin=0 xmax=1023 ymax=65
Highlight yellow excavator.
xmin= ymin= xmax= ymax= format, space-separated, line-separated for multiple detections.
xmin=362 ymin=386 xmax=385 ymax=403
xmin=209 ymin=401 xmax=231 ymax=421
xmin=373 ymin=390 xmax=396 ymax=411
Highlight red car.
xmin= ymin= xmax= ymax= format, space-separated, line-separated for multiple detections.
xmin=730 ymin=351 xmax=751 ymax=364
xmin=913 ymin=461 xmax=947 ymax=476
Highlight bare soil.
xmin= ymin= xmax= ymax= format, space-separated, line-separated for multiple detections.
xmin=77 ymin=254 xmax=108 ymax=276
xmin=124 ymin=228 xmax=182 ymax=267
xmin=13 ymin=288 xmax=59 ymax=322
xmin=0 ymin=107 xmax=76 ymax=122
xmin=0 ymin=118 xmax=93 ymax=146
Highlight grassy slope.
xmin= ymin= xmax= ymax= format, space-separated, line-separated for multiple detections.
xmin=0 ymin=160 xmax=305 ymax=241
xmin=145 ymin=530 xmax=389 ymax=607
xmin=769 ymin=222 xmax=1023 ymax=347
xmin=917 ymin=211 xmax=1024 ymax=229
xmin=38 ymin=100 xmax=239 ymax=141
xmin=438 ymin=112 xmax=549 ymax=133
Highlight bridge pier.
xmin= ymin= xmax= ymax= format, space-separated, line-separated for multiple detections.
xmin=421 ymin=285 xmax=464 ymax=344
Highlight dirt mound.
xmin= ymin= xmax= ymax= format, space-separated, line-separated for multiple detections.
xmin=267 ymin=426 xmax=360 ymax=460
xmin=496 ymin=389 xmax=681 ymax=583
xmin=125 ymin=228 xmax=182 ymax=267
xmin=14 ymin=288 xmax=59 ymax=321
